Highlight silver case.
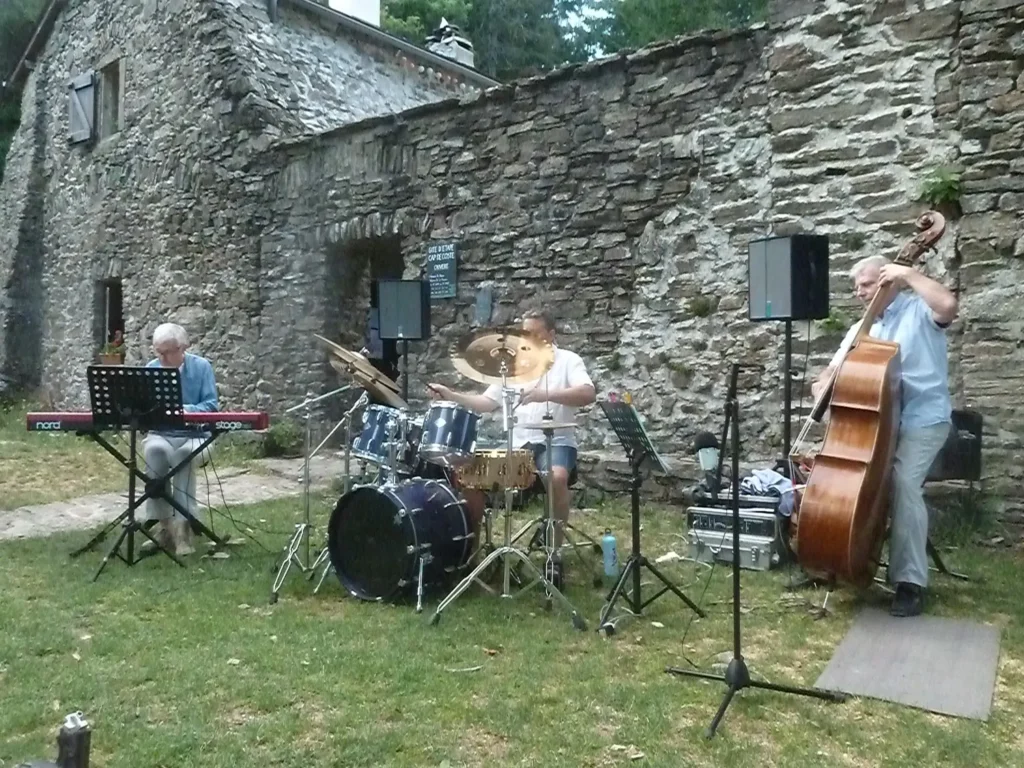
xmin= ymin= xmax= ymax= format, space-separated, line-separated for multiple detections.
xmin=687 ymin=529 xmax=779 ymax=571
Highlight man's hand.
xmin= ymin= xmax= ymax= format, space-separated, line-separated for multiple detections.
xmin=427 ymin=383 xmax=452 ymax=401
xmin=878 ymin=263 xmax=913 ymax=289
xmin=518 ymin=387 xmax=546 ymax=406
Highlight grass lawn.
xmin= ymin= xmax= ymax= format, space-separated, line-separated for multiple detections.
xmin=2 ymin=489 xmax=1022 ymax=767
xmin=1 ymin=399 xmax=1021 ymax=767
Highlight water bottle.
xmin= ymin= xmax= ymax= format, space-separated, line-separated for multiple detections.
xmin=57 ymin=712 xmax=91 ymax=768
xmin=602 ymin=528 xmax=619 ymax=585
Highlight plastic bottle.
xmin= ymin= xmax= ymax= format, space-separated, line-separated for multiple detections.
xmin=602 ymin=528 xmax=619 ymax=584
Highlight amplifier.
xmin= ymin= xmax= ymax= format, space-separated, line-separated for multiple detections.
xmin=686 ymin=505 xmax=779 ymax=539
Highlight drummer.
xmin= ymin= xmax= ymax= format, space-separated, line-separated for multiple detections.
xmin=428 ymin=309 xmax=596 ymax=589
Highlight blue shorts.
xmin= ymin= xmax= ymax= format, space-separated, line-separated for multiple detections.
xmin=524 ymin=443 xmax=577 ymax=475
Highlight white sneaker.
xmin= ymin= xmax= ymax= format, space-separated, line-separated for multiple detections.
xmin=172 ymin=519 xmax=195 ymax=556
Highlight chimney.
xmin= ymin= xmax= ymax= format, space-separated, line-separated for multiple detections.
xmin=424 ymin=18 xmax=475 ymax=69
xmin=328 ymin=0 xmax=380 ymax=27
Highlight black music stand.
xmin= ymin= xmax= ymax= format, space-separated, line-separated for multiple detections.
xmin=598 ymin=399 xmax=705 ymax=634
xmin=666 ymin=367 xmax=846 ymax=738
xmin=70 ymin=366 xmax=227 ymax=580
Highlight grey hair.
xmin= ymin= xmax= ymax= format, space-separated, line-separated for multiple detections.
xmin=850 ymin=255 xmax=890 ymax=279
xmin=152 ymin=322 xmax=189 ymax=348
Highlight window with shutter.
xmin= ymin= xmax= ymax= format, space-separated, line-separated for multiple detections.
xmin=68 ymin=71 xmax=96 ymax=144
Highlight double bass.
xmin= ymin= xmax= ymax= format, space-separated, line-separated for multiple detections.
xmin=788 ymin=212 xmax=947 ymax=587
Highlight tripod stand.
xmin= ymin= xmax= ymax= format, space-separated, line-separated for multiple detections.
xmin=71 ymin=365 xmax=224 ymax=581
xmin=270 ymin=384 xmax=356 ymax=604
xmin=430 ymin=361 xmax=587 ymax=630
xmin=666 ymin=374 xmax=846 ymax=738
xmin=597 ymin=399 xmax=705 ymax=635
xmin=310 ymin=390 xmax=369 ymax=594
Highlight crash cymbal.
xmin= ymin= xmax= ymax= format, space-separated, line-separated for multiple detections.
xmin=329 ymin=357 xmax=408 ymax=409
xmin=314 ymin=333 xmax=400 ymax=393
xmin=450 ymin=326 xmax=555 ymax=385
xmin=517 ymin=421 xmax=579 ymax=430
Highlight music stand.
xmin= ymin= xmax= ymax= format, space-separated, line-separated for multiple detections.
xmin=70 ymin=366 xmax=227 ymax=580
xmin=597 ymin=399 xmax=705 ymax=634
xmin=666 ymin=368 xmax=846 ymax=737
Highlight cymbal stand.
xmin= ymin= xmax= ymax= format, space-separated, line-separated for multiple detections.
xmin=431 ymin=360 xmax=586 ymax=630
xmin=270 ymin=385 xmax=355 ymax=604
xmin=310 ymin=391 xmax=369 ymax=594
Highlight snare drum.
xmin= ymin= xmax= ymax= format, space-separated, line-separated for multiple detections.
xmin=351 ymin=404 xmax=405 ymax=466
xmin=455 ymin=448 xmax=537 ymax=491
xmin=418 ymin=401 xmax=479 ymax=466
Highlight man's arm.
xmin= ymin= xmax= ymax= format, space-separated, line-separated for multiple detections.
xmin=520 ymin=355 xmax=597 ymax=407
xmin=427 ymin=383 xmax=500 ymax=414
xmin=185 ymin=360 xmax=219 ymax=413
xmin=523 ymin=383 xmax=596 ymax=407
xmin=879 ymin=264 xmax=958 ymax=325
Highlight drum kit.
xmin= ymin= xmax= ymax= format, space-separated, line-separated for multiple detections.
xmin=269 ymin=326 xmax=588 ymax=630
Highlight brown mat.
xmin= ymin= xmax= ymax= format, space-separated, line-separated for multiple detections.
xmin=814 ymin=607 xmax=1000 ymax=721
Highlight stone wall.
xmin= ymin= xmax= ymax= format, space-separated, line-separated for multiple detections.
xmin=0 ymin=72 xmax=45 ymax=394
xmin=259 ymin=1 xmax=1024 ymax=506
xmin=259 ymin=32 xmax=766 ymax=452
xmin=955 ymin=0 xmax=1024 ymax=509
xmin=224 ymin=0 xmax=480 ymax=143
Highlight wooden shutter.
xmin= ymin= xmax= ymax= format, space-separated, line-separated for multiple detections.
xmin=68 ymin=71 xmax=95 ymax=144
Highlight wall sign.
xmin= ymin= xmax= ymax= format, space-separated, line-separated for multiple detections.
xmin=426 ymin=242 xmax=458 ymax=299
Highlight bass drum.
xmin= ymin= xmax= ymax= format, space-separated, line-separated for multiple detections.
xmin=327 ymin=479 xmax=477 ymax=602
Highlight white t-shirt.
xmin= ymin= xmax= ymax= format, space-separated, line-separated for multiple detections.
xmin=483 ymin=346 xmax=594 ymax=449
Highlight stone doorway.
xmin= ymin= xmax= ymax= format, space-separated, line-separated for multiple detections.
xmin=322 ymin=234 xmax=404 ymax=422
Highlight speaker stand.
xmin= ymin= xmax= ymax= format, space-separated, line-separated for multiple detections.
xmin=784 ymin=319 xmax=793 ymax=464
xmin=401 ymin=339 xmax=410 ymax=404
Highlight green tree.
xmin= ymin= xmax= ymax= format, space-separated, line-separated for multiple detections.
xmin=584 ymin=0 xmax=767 ymax=54
xmin=382 ymin=0 xmax=589 ymax=81
xmin=1 ymin=0 xmax=46 ymax=183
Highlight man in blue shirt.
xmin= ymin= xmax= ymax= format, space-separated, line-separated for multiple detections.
xmin=812 ymin=254 xmax=958 ymax=617
xmin=142 ymin=322 xmax=219 ymax=556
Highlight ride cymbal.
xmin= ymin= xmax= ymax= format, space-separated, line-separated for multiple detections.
xmin=450 ymin=326 xmax=555 ymax=385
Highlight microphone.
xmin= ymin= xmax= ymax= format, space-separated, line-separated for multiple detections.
xmin=693 ymin=431 xmax=720 ymax=473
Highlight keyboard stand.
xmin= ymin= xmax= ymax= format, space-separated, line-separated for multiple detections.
xmin=68 ymin=366 xmax=229 ymax=580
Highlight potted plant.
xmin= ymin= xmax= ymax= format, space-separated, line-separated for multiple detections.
xmin=98 ymin=331 xmax=126 ymax=364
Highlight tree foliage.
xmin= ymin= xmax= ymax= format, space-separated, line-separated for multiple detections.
xmin=1 ymin=0 xmax=46 ymax=183
xmin=582 ymin=0 xmax=768 ymax=55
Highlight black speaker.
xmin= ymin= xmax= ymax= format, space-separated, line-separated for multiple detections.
xmin=377 ymin=279 xmax=431 ymax=340
xmin=927 ymin=409 xmax=983 ymax=483
xmin=747 ymin=234 xmax=830 ymax=322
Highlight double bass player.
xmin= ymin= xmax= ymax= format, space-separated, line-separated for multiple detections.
xmin=811 ymin=254 xmax=958 ymax=617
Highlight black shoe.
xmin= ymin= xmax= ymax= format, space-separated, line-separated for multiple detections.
xmin=545 ymin=558 xmax=564 ymax=591
xmin=890 ymin=582 xmax=925 ymax=617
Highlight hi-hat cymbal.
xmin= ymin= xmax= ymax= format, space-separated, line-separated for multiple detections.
xmin=450 ymin=326 xmax=555 ymax=385
xmin=314 ymin=334 xmax=400 ymax=393
xmin=329 ymin=357 xmax=408 ymax=409
xmin=518 ymin=421 xmax=578 ymax=430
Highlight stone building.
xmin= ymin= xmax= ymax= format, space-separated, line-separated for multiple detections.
xmin=1 ymin=0 xmax=1023 ymax=519
xmin=0 ymin=0 xmax=496 ymax=397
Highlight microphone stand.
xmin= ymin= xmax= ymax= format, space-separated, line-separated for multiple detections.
xmin=666 ymin=366 xmax=846 ymax=737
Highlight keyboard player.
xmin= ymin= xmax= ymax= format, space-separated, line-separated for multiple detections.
xmin=142 ymin=322 xmax=219 ymax=556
